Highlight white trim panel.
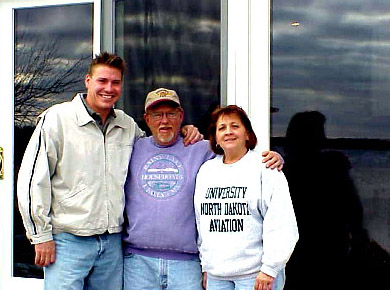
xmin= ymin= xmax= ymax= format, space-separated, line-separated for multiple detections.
xmin=226 ymin=0 xmax=270 ymax=151
xmin=226 ymin=0 xmax=249 ymax=110
xmin=249 ymin=0 xmax=270 ymax=151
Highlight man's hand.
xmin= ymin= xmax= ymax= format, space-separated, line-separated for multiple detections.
xmin=262 ymin=151 xmax=284 ymax=171
xmin=35 ymin=240 xmax=56 ymax=267
xmin=254 ymin=271 xmax=275 ymax=290
xmin=181 ymin=125 xmax=204 ymax=146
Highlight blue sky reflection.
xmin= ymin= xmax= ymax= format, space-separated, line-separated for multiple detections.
xmin=271 ymin=0 xmax=390 ymax=139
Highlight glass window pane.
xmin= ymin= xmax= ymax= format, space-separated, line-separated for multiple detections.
xmin=14 ymin=3 xmax=93 ymax=278
xmin=115 ymin=0 xmax=221 ymax=136
xmin=271 ymin=0 xmax=390 ymax=287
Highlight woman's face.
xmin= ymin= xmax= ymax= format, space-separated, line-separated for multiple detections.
xmin=215 ymin=113 xmax=249 ymax=155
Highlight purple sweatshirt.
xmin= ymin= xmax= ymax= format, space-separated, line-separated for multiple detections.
xmin=123 ymin=136 xmax=215 ymax=260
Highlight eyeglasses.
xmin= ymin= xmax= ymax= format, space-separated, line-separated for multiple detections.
xmin=148 ymin=111 xmax=180 ymax=120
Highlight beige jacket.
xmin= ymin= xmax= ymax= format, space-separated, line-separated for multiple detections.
xmin=17 ymin=94 xmax=144 ymax=244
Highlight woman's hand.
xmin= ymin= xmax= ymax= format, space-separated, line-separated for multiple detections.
xmin=254 ymin=271 xmax=274 ymax=290
xmin=202 ymin=272 xmax=207 ymax=289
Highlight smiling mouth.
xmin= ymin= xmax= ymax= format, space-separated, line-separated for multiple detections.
xmin=159 ymin=126 xmax=172 ymax=132
xmin=101 ymin=95 xmax=114 ymax=99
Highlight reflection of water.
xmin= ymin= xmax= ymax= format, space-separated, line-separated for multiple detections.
xmin=345 ymin=149 xmax=390 ymax=253
xmin=273 ymin=141 xmax=390 ymax=253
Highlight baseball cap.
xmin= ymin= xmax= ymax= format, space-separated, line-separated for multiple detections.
xmin=144 ymin=88 xmax=181 ymax=111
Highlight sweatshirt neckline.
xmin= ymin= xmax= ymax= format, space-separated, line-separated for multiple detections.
xmin=150 ymin=135 xmax=182 ymax=148
xmin=219 ymin=150 xmax=251 ymax=167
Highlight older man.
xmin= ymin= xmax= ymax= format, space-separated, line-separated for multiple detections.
xmin=122 ymin=88 xmax=283 ymax=290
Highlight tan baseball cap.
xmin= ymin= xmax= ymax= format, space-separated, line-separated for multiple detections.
xmin=144 ymin=88 xmax=181 ymax=111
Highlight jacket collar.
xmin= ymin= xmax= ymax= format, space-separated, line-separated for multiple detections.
xmin=73 ymin=93 xmax=129 ymax=129
xmin=73 ymin=93 xmax=96 ymax=127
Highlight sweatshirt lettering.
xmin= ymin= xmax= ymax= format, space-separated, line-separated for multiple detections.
xmin=201 ymin=203 xmax=222 ymax=215
xmin=209 ymin=218 xmax=244 ymax=232
xmin=141 ymin=174 xmax=183 ymax=180
xmin=205 ymin=186 xmax=247 ymax=199
xmin=199 ymin=185 xmax=252 ymax=233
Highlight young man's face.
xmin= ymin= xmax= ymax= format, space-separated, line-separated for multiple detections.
xmin=85 ymin=64 xmax=122 ymax=117
xmin=144 ymin=103 xmax=184 ymax=146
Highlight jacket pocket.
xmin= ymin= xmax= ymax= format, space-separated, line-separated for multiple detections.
xmin=58 ymin=182 xmax=87 ymax=204
xmin=107 ymin=142 xmax=133 ymax=179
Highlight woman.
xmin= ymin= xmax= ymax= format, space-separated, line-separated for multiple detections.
xmin=194 ymin=105 xmax=298 ymax=290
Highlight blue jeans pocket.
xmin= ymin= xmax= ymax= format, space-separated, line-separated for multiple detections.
xmin=124 ymin=252 xmax=134 ymax=259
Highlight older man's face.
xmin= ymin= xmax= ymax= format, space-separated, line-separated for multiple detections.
xmin=144 ymin=103 xmax=184 ymax=146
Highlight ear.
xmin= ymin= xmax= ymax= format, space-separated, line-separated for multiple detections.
xmin=178 ymin=108 xmax=185 ymax=122
xmin=144 ymin=113 xmax=150 ymax=126
xmin=85 ymin=74 xmax=91 ymax=88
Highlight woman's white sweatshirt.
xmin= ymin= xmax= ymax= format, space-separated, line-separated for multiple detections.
xmin=194 ymin=150 xmax=299 ymax=279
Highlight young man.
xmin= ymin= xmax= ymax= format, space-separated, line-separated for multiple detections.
xmin=122 ymin=88 xmax=283 ymax=290
xmin=17 ymin=53 xmax=200 ymax=289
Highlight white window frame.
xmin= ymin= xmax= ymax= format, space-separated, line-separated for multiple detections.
xmin=0 ymin=0 xmax=101 ymax=289
xmin=226 ymin=0 xmax=270 ymax=151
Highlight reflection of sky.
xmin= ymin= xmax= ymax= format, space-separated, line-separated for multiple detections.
xmin=115 ymin=0 xmax=220 ymax=130
xmin=16 ymin=4 xmax=92 ymax=58
xmin=15 ymin=4 xmax=92 ymax=126
xmin=271 ymin=0 xmax=390 ymax=139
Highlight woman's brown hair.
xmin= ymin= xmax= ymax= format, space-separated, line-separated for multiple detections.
xmin=208 ymin=105 xmax=257 ymax=155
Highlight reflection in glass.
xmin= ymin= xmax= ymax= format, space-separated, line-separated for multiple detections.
xmin=115 ymin=0 xmax=221 ymax=136
xmin=14 ymin=4 xmax=93 ymax=278
xmin=271 ymin=0 xmax=390 ymax=288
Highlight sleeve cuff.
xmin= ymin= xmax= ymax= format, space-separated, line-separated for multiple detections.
xmin=260 ymin=264 xmax=279 ymax=278
xmin=28 ymin=231 xmax=53 ymax=244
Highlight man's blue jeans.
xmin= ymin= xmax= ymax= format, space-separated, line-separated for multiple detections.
xmin=207 ymin=269 xmax=285 ymax=290
xmin=123 ymin=253 xmax=203 ymax=290
xmin=44 ymin=232 xmax=123 ymax=290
